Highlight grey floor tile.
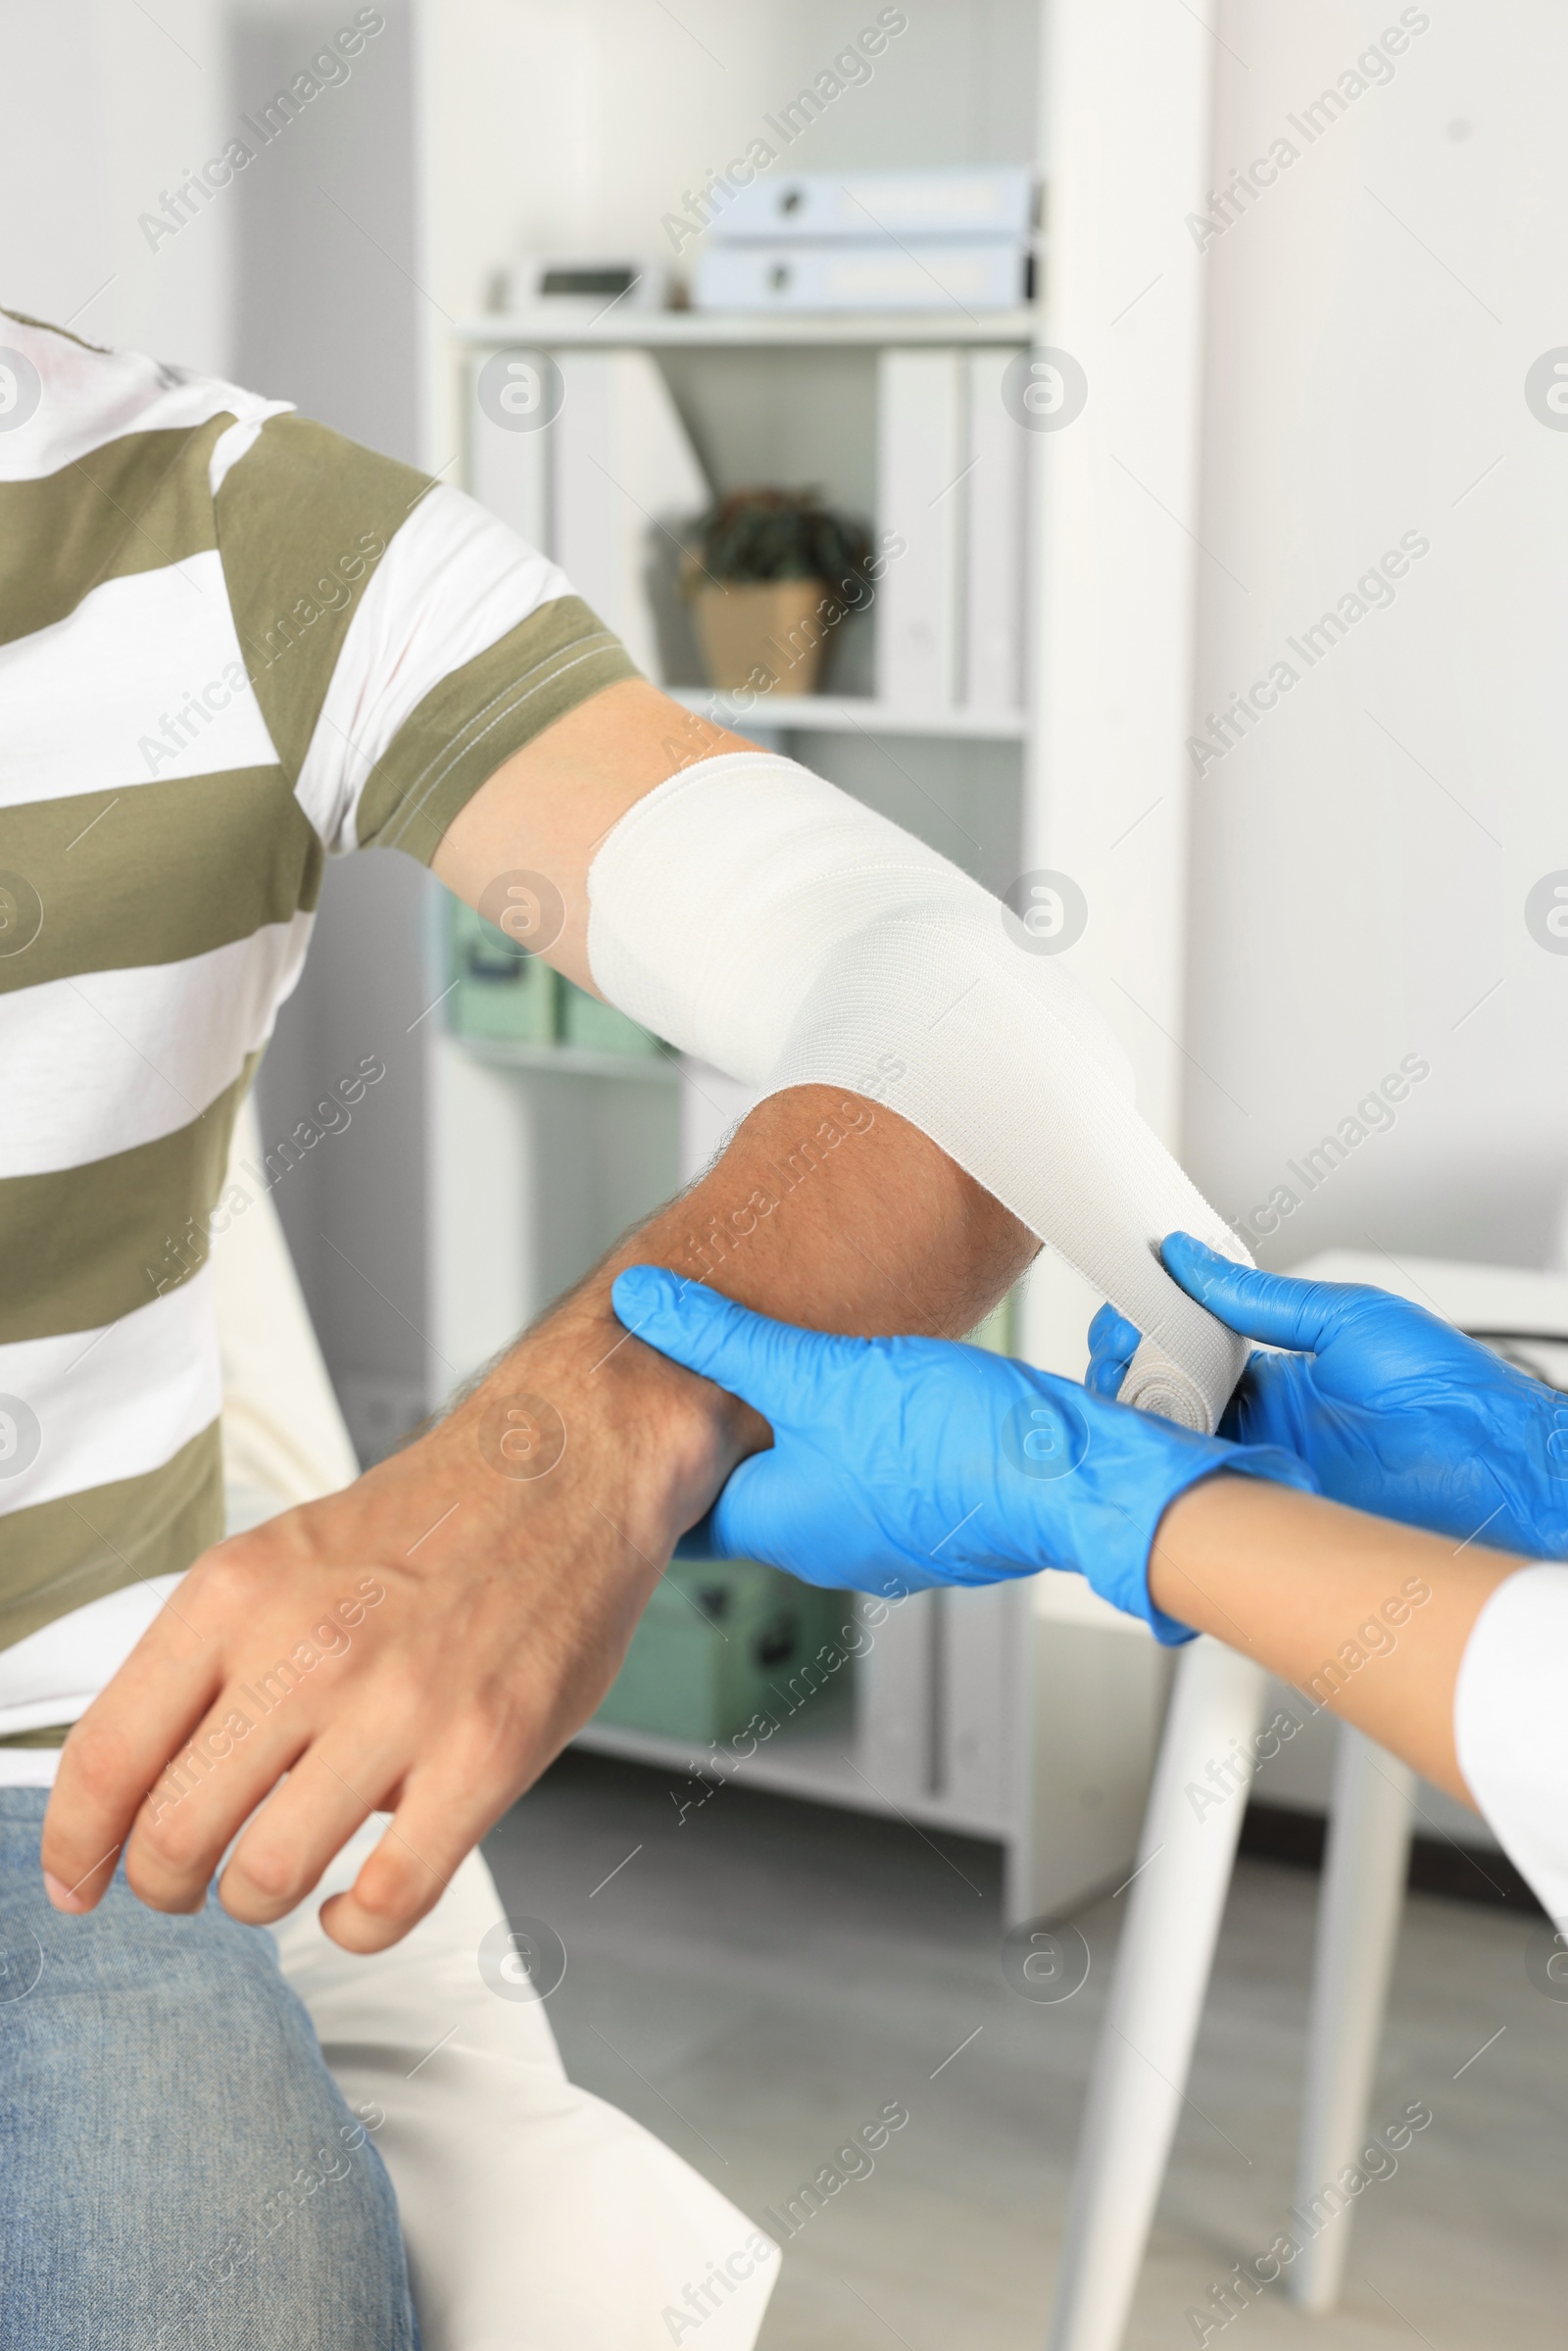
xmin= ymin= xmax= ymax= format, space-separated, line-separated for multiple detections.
xmin=483 ymin=1751 xmax=1566 ymax=2349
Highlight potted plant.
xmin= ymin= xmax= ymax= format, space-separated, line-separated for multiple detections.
xmin=684 ymin=487 xmax=872 ymax=695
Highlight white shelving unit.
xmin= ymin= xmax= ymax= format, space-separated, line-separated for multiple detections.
xmin=458 ymin=309 xmax=1042 ymax=349
xmin=668 ymin=688 xmax=1028 ymax=741
xmin=423 ymin=0 xmax=1216 ymax=1921
xmin=455 ymin=1037 xmax=681 ymax=1085
xmin=564 ymin=1579 xmax=1176 ymax=1909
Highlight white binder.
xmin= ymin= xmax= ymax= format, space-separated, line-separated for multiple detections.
xmin=962 ymin=348 xmax=1029 ymax=715
xmin=710 ymin=164 xmax=1035 ymax=245
xmin=553 ymin=351 xmax=709 ymax=680
xmin=467 ymin=347 xmax=709 ymax=683
xmin=693 ymin=239 xmax=1030 ymax=316
xmin=876 ymin=347 xmax=965 ymax=710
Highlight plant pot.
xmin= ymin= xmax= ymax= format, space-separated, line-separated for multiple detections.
xmin=689 ymin=576 xmax=833 ymax=695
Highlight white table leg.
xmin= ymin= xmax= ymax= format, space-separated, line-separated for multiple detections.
xmin=1286 ymin=1728 xmax=1414 ymax=2313
xmin=1046 ymin=1638 xmax=1269 ymax=2351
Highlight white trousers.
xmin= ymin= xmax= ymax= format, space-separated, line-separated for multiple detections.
xmin=273 ymin=1818 xmax=779 ymax=2351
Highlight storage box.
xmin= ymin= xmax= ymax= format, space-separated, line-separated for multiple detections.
xmin=596 ymin=1558 xmax=853 ymax=1744
xmin=448 ymin=905 xmax=666 ymax=1059
xmin=558 ymin=978 xmax=666 ymax=1058
xmin=449 ymin=902 xmax=558 ymax=1043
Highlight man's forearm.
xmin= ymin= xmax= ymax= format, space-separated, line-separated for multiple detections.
xmin=40 ymin=1085 xmax=1032 ymax=1947
xmin=1150 ymin=1477 xmax=1520 ymax=1803
xmin=629 ymin=1084 xmax=1035 ymax=1335
xmin=475 ymin=1082 xmax=1038 ymax=1547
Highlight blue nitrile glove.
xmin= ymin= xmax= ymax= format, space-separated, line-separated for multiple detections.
xmin=1088 ymin=1233 xmax=1568 ymax=1560
xmin=612 ymin=1266 xmax=1317 ymax=1643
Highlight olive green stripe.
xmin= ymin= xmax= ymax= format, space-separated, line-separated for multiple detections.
xmin=0 ymin=1061 xmax=257 ymax=1344
xmin=0 ymin=1421 xmax=223 ymax=1665
xmin=217 ymin=415 xmax=432 ymax=783
xmin=0 ymin=767 xmax=320 ymax=995
xmin=363 ymin=598 xmax=641 ymax=864
xmin=0 ymin=416 xmax=228 ymax=649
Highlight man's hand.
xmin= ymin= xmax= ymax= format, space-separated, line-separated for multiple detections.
xmin=41 ymin=1087 xmax=1034 ymax=1947
xmin=39 ymin=1277 xmax=734 ymax=1950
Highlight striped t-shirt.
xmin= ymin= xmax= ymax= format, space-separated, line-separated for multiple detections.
xmin=0 ymin=310 xmax=636 ymax=1675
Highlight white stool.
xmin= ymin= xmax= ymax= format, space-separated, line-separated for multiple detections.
xmin=1288 ymin=1725 xmax=1414 ymax=2311
xmin=1047 ymin=1250 xmax=1568 ymax=2351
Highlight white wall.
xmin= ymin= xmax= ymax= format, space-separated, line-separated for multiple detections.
xmin=221 ymin=2 xmax=435 ymax=1459
xmin=1186 ymin=0 xmax=1568 ymax=1269
xmin=0 ymin=0 xmax=234 ymax=370
xmin=1022 ymin=0 xmax=1214 ymax=1153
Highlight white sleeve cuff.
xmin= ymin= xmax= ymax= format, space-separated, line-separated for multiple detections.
xmin=1453 ymin=1561 xmax=1568 ymax=1921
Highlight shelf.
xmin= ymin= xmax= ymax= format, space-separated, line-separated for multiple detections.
xmin=669 ymin=688 xmax=1028 ymax=741
xmin=459 ymin=309 xmax=1040 ymax=350
xmin=449 ymin=1035 xmax=680 ymax=1083
xmin=573 ymin=1685 xmax=1011 ymax=1842
xmin=574 ymin=1690 xmax=863 ymax=1813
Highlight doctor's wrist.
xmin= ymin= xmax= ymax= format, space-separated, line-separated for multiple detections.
xmin=1142 ymin=1445 xmax=1321 ymax=1641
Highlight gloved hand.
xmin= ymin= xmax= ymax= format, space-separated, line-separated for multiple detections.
xmin=1088 ymin=1233 xmax=1568 ymax=1559
xmin=612 ymin=1266 xmax=1316 ymax=1643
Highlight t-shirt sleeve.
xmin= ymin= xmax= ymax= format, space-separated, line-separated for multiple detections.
xmin=1452 ymin=1561 xmax=1568 ymax=1922
xmin=215 ymin=414 xmax=640 ymax=861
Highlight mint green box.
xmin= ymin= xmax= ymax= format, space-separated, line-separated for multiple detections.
xmin=450 ymin=901 xmax=557 ymax=1044
xmin=967 ymin=1289 xmax=1017 ymax=1356
xmin=447 ymin=902 xmax=666 ymax=1059
xmin=559 ymin=976 xmax=665 ymax=1059
xmin=596 ymin=1559 xmax=851 ymax=1744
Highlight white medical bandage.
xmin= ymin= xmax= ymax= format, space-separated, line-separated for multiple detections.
xmin=587 ymin=753 xmax=1249 ymax=1432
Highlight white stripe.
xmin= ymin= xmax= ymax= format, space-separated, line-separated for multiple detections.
xmin=0 ymin=1266 xmax=220 ymax=1519
xmin=294 ymin=484 xmax=570 ymax=852
xmin=0 ymin=1574 xmax=183 ymax=1738
xmin=0 ymin=553 xmax=280 ymax=808
xmin=0 ymin=318 xmax=290 ymax=482
xmin=0 ymin=913 xmax=313 ymax=1177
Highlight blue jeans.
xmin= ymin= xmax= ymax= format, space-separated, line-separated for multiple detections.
xmin=0 ymin=1790 xmax=420 ymax=2348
